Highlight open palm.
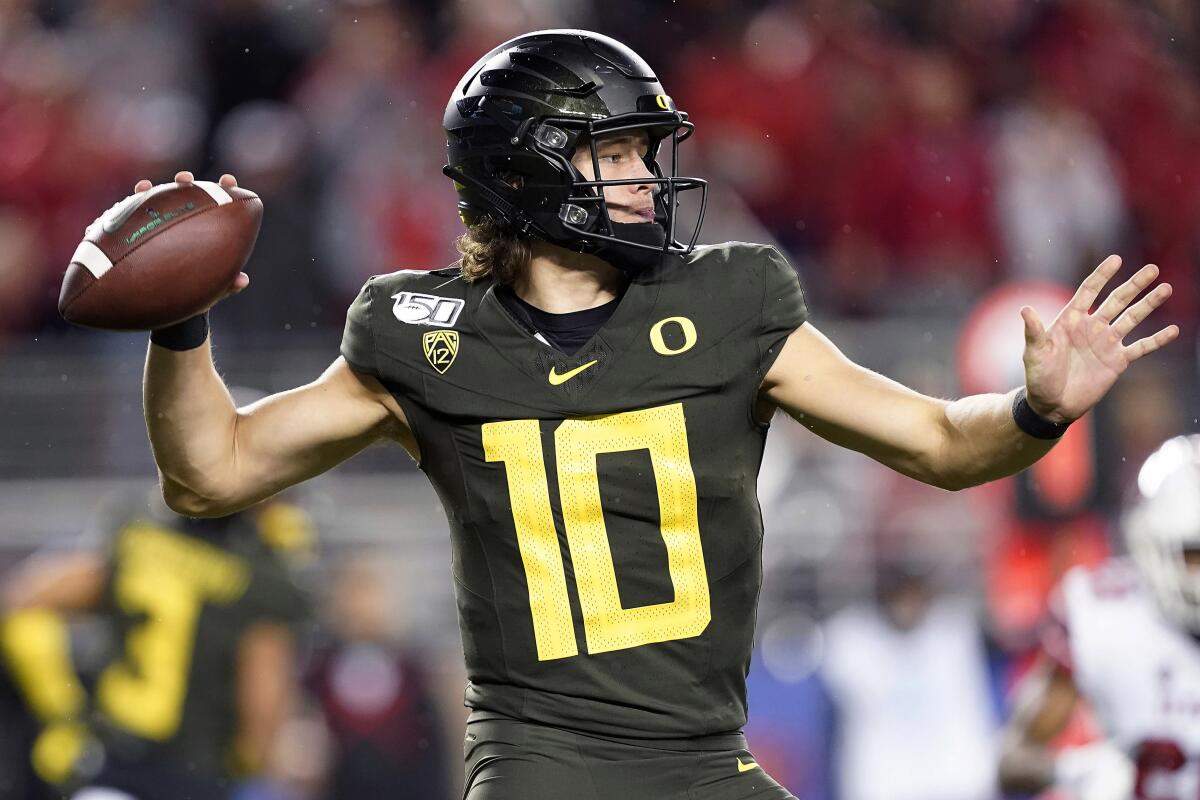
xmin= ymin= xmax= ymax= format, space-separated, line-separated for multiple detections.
xmin=1022 ymin=255 xmax=1179 ymax=424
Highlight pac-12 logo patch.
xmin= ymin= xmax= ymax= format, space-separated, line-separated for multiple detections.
xmin=422 ymin=330 xmax=459 ymax=374
xmin=391 ymin=291 xmax=464 ymax=327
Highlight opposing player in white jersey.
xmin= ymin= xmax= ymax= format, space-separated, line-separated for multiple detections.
xmin=999 ymin=435 xmax=1200 ymax=800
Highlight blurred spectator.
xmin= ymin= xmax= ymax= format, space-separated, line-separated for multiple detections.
xmin=195 ymin=0 xmax=315 ymax=129
xmin=209 ymin=101 xmax=326 ymax=339
xmin=827 ymin=50 xmax=1000 ymax=316
xmin=990 ymin=81 xmax=1125 ymax=284
xmin=293 ymin=0 xmax=460 ymax=302
xmin=745 ymin=607 xmax=837 ymax=800
xmin=306 ymin=555 xmax=450 ymax=800
xmin=820 ymin=556 xmax=999 ymax=800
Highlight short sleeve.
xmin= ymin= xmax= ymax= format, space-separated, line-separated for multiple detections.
xmin=757 ymin=245 xmax=809 ymax=371
xmin=341 ymin=278 xmax=378 ymax=376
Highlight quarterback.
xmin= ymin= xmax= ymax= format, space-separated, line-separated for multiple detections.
xmin=130 ymin=31 xmax=1176 ymax=799
xmin=999 ymin=436 xmax=1200 ymax=800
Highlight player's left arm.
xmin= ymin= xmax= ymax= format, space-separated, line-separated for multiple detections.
xmin=761 ymin=256 xmax=1178 ymax=490
xmin=231 ymin=621 xmax=297 ymax=776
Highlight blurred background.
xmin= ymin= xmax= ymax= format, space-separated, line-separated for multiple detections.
xmin=0 ymin=0 xmax=1198 ymax=797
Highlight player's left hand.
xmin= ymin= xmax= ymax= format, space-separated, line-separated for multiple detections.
xmin=1021 ymin=255 xmax=1179 ymax=423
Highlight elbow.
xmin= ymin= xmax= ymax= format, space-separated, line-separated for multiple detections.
xmin=931 ymin=473 xmax=975 ymax=493
xmin=160 ymin=478 xmax=235 ymax=518
xmin=905 ymin=452 xmax=973 ymax=492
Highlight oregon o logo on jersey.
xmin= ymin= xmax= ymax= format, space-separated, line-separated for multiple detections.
xmin=423 ymin=330 xmax=459 ymax=374
xmin=650 ymin=317 xmax=697 ymax=356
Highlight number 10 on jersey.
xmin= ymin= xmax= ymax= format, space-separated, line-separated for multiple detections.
xmin=483 ymin=403 xmax=711 ymax=661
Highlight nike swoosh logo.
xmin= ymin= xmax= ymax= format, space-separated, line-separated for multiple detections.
xmin=548 ymin=360 xmax=598 ymax=386
xmin=737 ymin=758 xmax=757 ymax=773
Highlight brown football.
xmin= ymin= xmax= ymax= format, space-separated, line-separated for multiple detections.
xmin=58 ymin=181 xmax=263 ymax=330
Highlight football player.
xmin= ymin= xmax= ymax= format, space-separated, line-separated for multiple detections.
xmin=999 ymin=435 xmax=1200 ymax=800
xmin=120 ymin=29 xmax=1175 ymax=800
xmin=0 ymin=494 xmax=311 ymax=800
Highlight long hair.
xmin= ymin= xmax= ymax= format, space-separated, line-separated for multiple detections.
xmin=455 ymin=217 xmax=531 ymax=284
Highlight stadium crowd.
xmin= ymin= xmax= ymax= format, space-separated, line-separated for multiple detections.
xmin=1 ymin=0 xmax=1198 ymax=335
xmin=1 ymin=0 xmax=1198 ymax=799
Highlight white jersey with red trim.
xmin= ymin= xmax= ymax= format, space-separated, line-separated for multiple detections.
xmin=1060 ymin=559 xmax=1200 ymax=800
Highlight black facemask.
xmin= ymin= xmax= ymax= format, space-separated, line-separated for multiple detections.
xmin=593 ymin=220 xmax=668 ymax=275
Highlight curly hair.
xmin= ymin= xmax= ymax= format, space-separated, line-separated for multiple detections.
xmin=455 ymin=218 xmax=532 ymax=284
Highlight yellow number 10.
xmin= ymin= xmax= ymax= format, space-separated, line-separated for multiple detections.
xmin=483 ymin=403 xmax=711 ymax=661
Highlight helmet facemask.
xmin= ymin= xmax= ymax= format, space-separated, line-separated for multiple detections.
xmin=443 ymin=30 xmax=709 ymax=275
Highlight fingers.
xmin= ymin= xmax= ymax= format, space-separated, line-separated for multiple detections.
xmin=1021 ymin=305 xmax=1046 ymax=344
xmin=1123 ymin=324 xmax=1180 ymax=361
xmin=1069 ymin=254 xmax=1123 ymax=313
xmin=1095 ymin=263 xmax=1159 ymax=322
xmin=227 ymin=272 xmax=250 ymax=297
xmin=1113 ymin=282 xmax=1173 ymax=338
xmin=135 ymin=170 xmax=239 ymax=195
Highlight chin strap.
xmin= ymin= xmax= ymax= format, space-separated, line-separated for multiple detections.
xmin=593 ymin=221 xmax=669 ymax=274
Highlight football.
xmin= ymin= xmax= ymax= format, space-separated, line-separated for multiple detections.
xmin=58 ymin=181 xmax=262 ymax=330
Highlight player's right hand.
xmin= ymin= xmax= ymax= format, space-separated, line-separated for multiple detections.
xmin=131 ymin=170 xmax=251 ymax=304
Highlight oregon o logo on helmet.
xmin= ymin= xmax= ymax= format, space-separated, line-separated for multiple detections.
xmin=650 ymin=317 xmax=697 ymax=356
xmin=655 ymin=94 xmax=674 ymax=111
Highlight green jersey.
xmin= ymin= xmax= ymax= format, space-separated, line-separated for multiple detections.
xmin=92 ymin=509 xmax=309 ymax=778
xmin=341 ymin=242 xmax=807 ymax=739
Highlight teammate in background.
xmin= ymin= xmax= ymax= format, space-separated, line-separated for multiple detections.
xmin=0 ymin=492 xmax=312 ymax=800
xmin=118 ymin=29 xmax=1176 ymax=800
xmin=999 ymin=435 xmax=1200 ymax=800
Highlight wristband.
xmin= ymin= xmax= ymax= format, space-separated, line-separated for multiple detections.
xmin=150 ymin=312 xmax=209 ymax=352
xmin=1012 ymin=388 xmax=1071 ymax=440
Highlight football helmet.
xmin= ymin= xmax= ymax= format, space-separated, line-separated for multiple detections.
xmin=1124 ymin=435 xmax=1200 ymax=632
xmin=442 ymin=29 xmax=708 ymax=266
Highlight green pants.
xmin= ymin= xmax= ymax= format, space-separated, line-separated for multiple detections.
xmin=462 ymin=713 xmax=796 ymax=800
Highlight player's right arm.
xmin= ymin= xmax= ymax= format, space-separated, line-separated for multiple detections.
xmin=144 ymin=172 xmax=414 ymax=517
xmin=146 ymin=344 xmax=412 ymax=517
xmin=997 ymin=657 xmax=1080 ymax=794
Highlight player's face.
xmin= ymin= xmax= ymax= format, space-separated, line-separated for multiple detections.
xmin=570 ymin=131 xmax=657 ymax=225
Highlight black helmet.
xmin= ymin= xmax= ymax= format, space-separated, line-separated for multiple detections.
xmin=443 ymin=29 xmax=707 ymax=261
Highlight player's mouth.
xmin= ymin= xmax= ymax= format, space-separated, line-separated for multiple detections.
xmin=611 ymin=206 xmax=656 ymax=223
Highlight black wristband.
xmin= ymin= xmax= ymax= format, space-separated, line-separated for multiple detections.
xmin=1012 ymin=388 xmax=1071 ymax=440
xmin=150 ymin=312 xmax=209 ymax=352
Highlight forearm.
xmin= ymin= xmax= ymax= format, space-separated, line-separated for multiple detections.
xmin=143 ymin=337 xmax=240 ymax=506
xmin=997 ymin=741 xmax=1056 ymax=794
xmin=934 ymin=389 xmax=1058 ymax=490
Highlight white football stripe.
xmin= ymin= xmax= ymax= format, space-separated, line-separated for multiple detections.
xmin=192 ymin=180 xmax=233 ymax=206
xmin=71 ymin=240 xmax=113 ymax=279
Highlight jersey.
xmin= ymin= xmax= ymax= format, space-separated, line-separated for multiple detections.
xmin=91 ymin=508 xmax=309 ymax=782
xmin=341 ymin=242 xmax=808 ymax=739
xmin=1057 ymin=560 xmax=1200 ymax=799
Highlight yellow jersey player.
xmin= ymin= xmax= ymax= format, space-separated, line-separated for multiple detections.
xmin=0 ymin=494 xmax=311 ymax=800
xmin=117 ymin=29 xmax=1174 ymax=800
